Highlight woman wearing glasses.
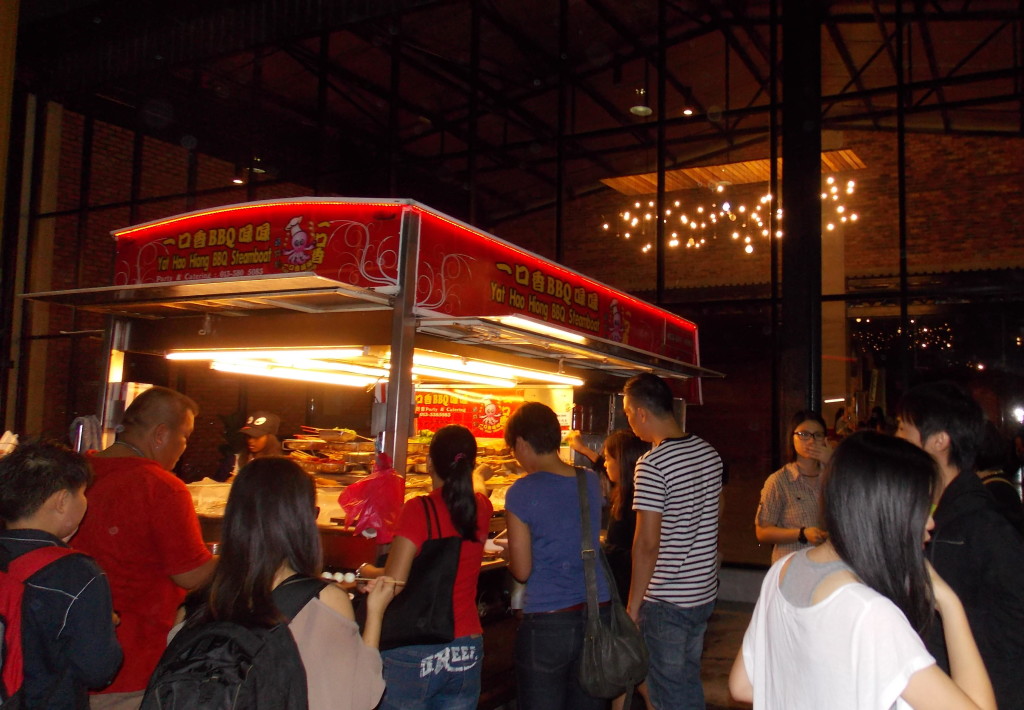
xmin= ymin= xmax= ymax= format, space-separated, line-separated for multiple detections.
xmin=755 ymin=411 xmax=832 ymax=562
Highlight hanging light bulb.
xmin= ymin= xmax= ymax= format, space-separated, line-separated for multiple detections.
xmin=630 ymin=88 xmax=653 ymax=117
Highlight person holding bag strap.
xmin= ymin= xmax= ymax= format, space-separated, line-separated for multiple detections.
xmin=575 ymin=468 xmax=650 ymax=707
xmin=503 ymin=402 xmax=611 ymax=710
xmin=359 ymin=425 xmax=493 ymax=710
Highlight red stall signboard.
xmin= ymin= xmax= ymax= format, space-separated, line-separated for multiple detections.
xmin=114 ymin=200 xmax=405 ymax=288
xmin=414 ymin=210 xmax=698 ymax=366
xmin=414 ymin=390 xmax=525 ymax=439
xmin=113 ymin=199 xmax=702 ymax=382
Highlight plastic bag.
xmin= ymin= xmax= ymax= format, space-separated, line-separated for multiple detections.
xmin=337 ymin=452 xmax=405 ymax=543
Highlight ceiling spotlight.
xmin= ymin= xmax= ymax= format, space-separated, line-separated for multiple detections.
xmin=630 ymin=88 xmax=653 ymax=117
xmin=682 ymin=108 xmax=694 ymax=116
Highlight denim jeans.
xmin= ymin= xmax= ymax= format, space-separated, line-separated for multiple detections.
xmin=379 ymin=635 xmax=483 ymax=710
xmin=639 ymin=598 xmax=715 ymax=710
xmin=515 ymin=608 xmax=609 ymax=710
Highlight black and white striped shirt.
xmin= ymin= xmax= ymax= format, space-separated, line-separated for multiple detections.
xmin=633 ymin=434 xmax=723 ymax=607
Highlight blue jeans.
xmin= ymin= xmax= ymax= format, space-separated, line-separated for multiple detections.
xmin=379 ymin=635 xmax=483 ymax=710
xmin=639 ymin=598 xmax=715 ymax=710
xmin=515 ymin=608 xmax=609 ymax=710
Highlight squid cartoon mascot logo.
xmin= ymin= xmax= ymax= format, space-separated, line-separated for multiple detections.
xmin=283 ymin=216 xmax=315 ymax=266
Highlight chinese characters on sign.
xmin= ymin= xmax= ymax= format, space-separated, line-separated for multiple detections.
xmin=414 ymin=391 xmax=524 ymax=439
xmin=490 ymin=262 xmax=604 ymax=336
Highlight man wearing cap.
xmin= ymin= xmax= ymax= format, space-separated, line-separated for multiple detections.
xmin=237 ymin=410 xmax=283 ymax=469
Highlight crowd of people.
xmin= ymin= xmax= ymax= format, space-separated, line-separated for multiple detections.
xmin=743 ymin=382 xmax=1024 ymax=709
xmin=2 ymin=375 xmax=1023 ymax=710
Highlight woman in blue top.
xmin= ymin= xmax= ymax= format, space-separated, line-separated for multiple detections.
xmin=503 ymin=402 xmax=610 ymax=710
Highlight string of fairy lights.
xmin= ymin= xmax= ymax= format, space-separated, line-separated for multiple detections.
xmin=603 ymin=175 xmax=858 ymax=255
xmin=851 ymin=318 xmax=955 ymax=353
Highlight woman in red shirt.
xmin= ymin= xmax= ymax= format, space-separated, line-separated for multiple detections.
xmin=366 ymin=425 xmax=493 ymax=710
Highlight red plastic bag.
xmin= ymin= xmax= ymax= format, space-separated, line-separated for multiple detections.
xmin=337 ymin=452 xmax=405 ymax=543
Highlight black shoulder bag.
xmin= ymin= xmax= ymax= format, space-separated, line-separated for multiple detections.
xmin=575 ymin=468 xmax=649 ymax=699
xmin=378 ymin=496 xmax=461 ymax=650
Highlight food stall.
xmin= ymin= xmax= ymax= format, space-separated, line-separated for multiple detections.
xmin=28 ymin=196 xmax=720 ymax=518
xmin=28 ymin=195 xmax=718 ymax=470
xmin=26 ymin=197 xmax=720 ymax=706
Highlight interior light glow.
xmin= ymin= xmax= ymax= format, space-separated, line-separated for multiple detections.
xmin=168 ymin=348 xmax=366 ymax=362
xmin=290 ymin=359 xmax=390 ymax=378
xmin=412 ymin=354 xmax=584 ymax=387
xmin=491 ymin=316 xmax=589 ymax=344
xmin=210 ymin=361 xmax=375 ymax=387
xmin=412 ymin=365 xmax=516 ymax=388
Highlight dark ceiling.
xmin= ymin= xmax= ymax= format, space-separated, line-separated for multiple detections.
xmin=15 ymin=0 xmax=1024 ymax=228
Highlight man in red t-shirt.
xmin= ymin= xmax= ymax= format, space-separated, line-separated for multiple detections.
xmin=73 ymin=386 xmax=215 ymax=710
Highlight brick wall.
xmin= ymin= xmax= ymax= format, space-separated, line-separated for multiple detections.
xmin=496 ymin=130 xmax=1024 ymax=294
xmin=27 ymin=107 xmax=1024 ymax=550
xmin=35 ymin=108 xmax=315 ymax=449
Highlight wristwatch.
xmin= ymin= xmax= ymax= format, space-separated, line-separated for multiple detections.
xmin=798 ymin=527 xmax=808 ymax=544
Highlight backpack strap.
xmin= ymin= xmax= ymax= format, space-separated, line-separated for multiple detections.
xmin=5 ymin=545 xmax=79 ymax=581
xmin=272 ymin=574 xmax=330 ymax=620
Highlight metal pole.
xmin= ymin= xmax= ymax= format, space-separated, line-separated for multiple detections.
xmin=780 ymin=0 xmax=823 ymax=418
xmin=383 ymin=208 xmax=419 ymax=473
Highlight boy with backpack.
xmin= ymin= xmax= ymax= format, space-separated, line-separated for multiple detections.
xmin=0 ymin=441 xmax=122 ymax=709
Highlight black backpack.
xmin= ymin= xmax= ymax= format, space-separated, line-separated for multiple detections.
xmin=140 ymin=574 xmax=328 ymax=710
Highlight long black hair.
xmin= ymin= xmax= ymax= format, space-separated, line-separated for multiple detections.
xmin=824 ymin=431 xmax=937 ymax=633
xmin=430 ymin=425 xmax=481 ymax=541
xmin=191 ymin=456 xmax=322 ymax=627
xmin=603 ymin=429 xmax=650 ymax=520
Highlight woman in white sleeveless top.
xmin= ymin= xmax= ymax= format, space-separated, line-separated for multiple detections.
xmin=730 ymin=431 xmax=995 ymax=710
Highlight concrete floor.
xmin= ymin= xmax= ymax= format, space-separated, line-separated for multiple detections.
xmin=701 ymin=600 xmax=755 ymax=710
xmin=487 ymin=597 xmax=757 ymax=710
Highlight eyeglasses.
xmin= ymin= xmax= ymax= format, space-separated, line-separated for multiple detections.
xmin=793 ymin=431 xmax=826 ymax=442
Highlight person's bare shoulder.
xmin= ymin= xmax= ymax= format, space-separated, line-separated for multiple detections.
xmin=315 ymin=582 xmax=355 ymax=620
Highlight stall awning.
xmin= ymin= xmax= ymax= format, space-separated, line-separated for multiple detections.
xmin=21 ymin=273 xmax=395 ymax=319
xmin=23 ymin=198 xmax=723 ymax=387
xmin=417 ymin=318 xmax=722 ymax=381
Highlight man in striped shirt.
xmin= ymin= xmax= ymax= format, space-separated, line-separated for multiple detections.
xmin=623 ymin=373 xmax=723 ymax=710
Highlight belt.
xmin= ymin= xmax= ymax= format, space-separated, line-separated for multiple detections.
xmin=540 ymin=600 xmax=611 ymax=614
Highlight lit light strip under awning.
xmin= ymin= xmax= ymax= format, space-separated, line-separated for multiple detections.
xmin=166 ymin=346 xmax=588 ymax=388
xmin=417 ymin=317 xmax=723 ymax=381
